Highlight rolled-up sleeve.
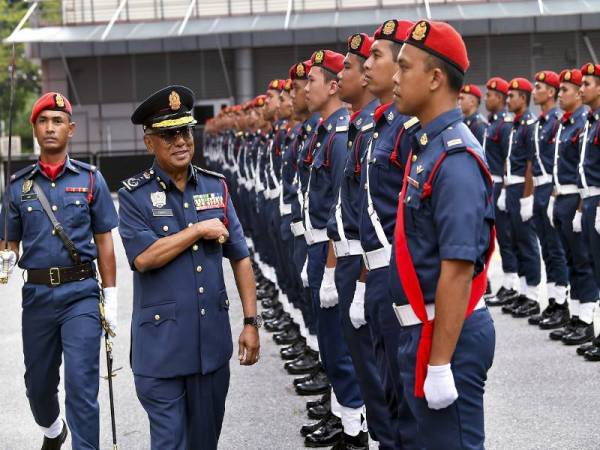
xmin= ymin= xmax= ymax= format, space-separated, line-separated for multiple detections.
xmin=90 ymin=170 xmax=118 ymax=234
xmin=118 ymin=188 xmax=159 ymax=268
xmin=222 ymin=195 xmax=249 ymax=261
xmin=0 ymin=184 xmax=22 ymax=242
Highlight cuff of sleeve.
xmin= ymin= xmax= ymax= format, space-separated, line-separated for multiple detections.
xmin=223 ymin=239 xmax=250 ymax=261
xmin=125 ymin=233 xmax=159 ymax=269
xmin=439 ymin=244 xmax=478 ymax=263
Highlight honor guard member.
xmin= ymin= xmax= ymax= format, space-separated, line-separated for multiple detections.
xmin=118 ymin=86 xmax=260 ymax=450
xmin=529 ymin=71 xmax=571 ymax=327
xmin=459 ymin=84 xmax=488 ymax=144
xmin=361 ymin=19 xmax=420 ymax=448
xmin=549 ymin=69 xmax=599 ymax=345
xmin=483 ymin=77 xmax=521 ymax=306
xmin=389 ymin=20 xmax=496 ymax=449
xmin=301 ymin=49 xmax=365 ymax=448
xmin=502 ymin=77 xmax=542 ymax=317
xmin=577 ymin=62 xmax=600 ymax=361
xmin=323 ymin=32 xmax=386 ymax=449
xmin=0 ymin=92 xmax=118 ymax=450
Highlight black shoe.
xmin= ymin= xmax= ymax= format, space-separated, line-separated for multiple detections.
xmin=296 ymin=369 xmax=330 ymax=396
xmin=261 ymin=296 xmax=281 ymax=309
xmin=281 ymin=338 xmax=307 ymax=360
xmin=484 ymin=279 xmax=493 ymax=299
xmin=501 ymin=294 xmax=525 ymax=314
xmin=264 ymin=314 xmax=292 ymax=332
xmin=577 ymin=342 xmax=596 ymax=356
xmin=332 ymin=431 xmax=369 ymax=450
xmin=528 ymin=298 xmax=556 ymax=325
xmin=487 ymin=287 xmax=519 ymax=307
xmin=262 ymin=304 xmax=283 ymax=320
xmin=304 ymin=413 xmax=343 ymax=447
xmin=584 ymin=345 xmax=600 ymax=361
xmin=41 ymin=420 xmax=68 ymax=450
xmin=539 ymin=302 xmax=570 ymax=330
xmin=285 ymin=349 xmax=320 ymax=375
xmin=308 ymin=401 xmax=330 ymax=420
xmin=274 ymin=325 xmax=301 ymax=346
xmin=561 ymin=319 xmax=594 ymax=345
xmin=301 ymin=411 xmax=338 ymax=437
xmin=549 ymin=316 xmax=578 ymax=341
xmin=307 ymin=391 xmax=330 ymax=410
xmin=511 ymin=298 xmax=540 ymax=318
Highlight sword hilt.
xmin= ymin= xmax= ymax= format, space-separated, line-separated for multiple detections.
xmin=0 ymin=251 xmax=11 ymax=284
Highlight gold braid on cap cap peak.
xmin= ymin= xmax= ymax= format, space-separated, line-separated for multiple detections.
xmin=151 ymin=116 xmax=195 ymax=129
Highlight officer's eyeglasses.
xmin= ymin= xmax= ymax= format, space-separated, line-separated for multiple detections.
xmin=148 ymin=127 xmax=194 ymax=144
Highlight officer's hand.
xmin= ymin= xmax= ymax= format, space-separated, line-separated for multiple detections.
xmin=197 ymin=218 xmax=230 ymax=241
xmin=238 ymin=325 xmax=260 ymax=366
xmin=0 ymin=250 xmax=17 ymax=275
xmin=519 ymin=195 xmax=534 ymax=222
xmin=547 ymin=196 xmax=555 ymax=227
xmin=497 ymin=189 xmax=507 ymax=212
xmin=349 ymin=281 xmax=367 ymax=329
xmin=595 ymin=206 xmax=600 ymax=235
xmin=102 ymin=287 xmax=118 ymax=334
xmin=424 ymin=363 xmax=458 ymax=410
xmin=572 ymin=210 xmax=582 ymax=233
xmin=301 ymin=259 xmax=309 ymax=288
xmin=319 ymin=267 xmax=338 ymax=308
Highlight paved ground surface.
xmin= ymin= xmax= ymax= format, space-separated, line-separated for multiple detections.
xmin=1 ymin=225 xmax=599 ymax=449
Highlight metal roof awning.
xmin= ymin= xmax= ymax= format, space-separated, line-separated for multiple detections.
xmin=5 ymin=0 xmax=600 ymax=44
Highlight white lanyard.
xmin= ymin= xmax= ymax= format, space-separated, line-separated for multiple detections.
xmin=552 ymin=124 xmax=564 ymax=190
xmin=365 ymin=137 xmax=390 ymax=250
xmin=505 ymin=128 xmax=515 ymax=182
xmin=578 ymin=121 xmax=591 ymax=192
xmin=534 ymin=121 xmax=549 ymax=178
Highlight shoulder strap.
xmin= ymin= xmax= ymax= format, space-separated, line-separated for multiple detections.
xmin=32 ymin=181 xmax=81 ymax=264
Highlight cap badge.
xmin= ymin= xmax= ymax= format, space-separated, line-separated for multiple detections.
xmin=271 ymin=79 xmax=279 ymax=89
xmin=350 ymin=34 xmax=362 ymax=51
xmin=564 ymin=71 xmax=572 ymax=82
xmin=296 ymin=64 xmax=305 ymax=78
xmin=258 ymin=98 xmax=264 ymax=106
xmin=314 ymin=51 xmax=324 ymax=64
xmin=55 ymin=94 xmax=65 ymax=109
xmin=464 ymin=85 xmax=471 ymax=93
xmin=285 ymin=79 xmax=292 ymax=91
xmin=511 ymin=80 xmax=519 ymax=89
xmin=169 ymin=91 xmax=181 ymax=111
xmin=411 ymin=21 xmax=428 ymax=41
xmin=490 ymin=81 xmax=497 ymax=89
xmin=587 ymin=64 xmax=595 ymax=75
xmin=151 ymin=191 xmax=167 ymax=208
xmin=419 ymin=133 xmax=428 ymax=146
xmin=538 ymin=72 xmax=546 ymax=81
xmin=382 ymin=21 xmax=395 ymax=36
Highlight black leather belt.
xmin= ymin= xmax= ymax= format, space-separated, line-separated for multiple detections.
xmin=27 ymin=262 xmax=95 ymax=287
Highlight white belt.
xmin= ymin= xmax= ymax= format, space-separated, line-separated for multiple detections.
xmin=256 ymin=183 xmax=265 ymax=193
xmin=533 ymin=174 xmax=553 ymax=187
xmin=581 ymin=186 xmax=600 ymax=198
xmin=504 ymin=175 xmax=525 ymax=185
xmin=333 ymin=239 xmax=363 ymax=258
xmin=362 ymin=247 xmax=391 ymax=270
xmin=393 ymin=298 xmax=486 ymax=327
xmin=290 ymin=221 xmax=306 ymax=237
xmin=304 ymin=228 xmax=329 ymax=245
xmin=555 ymin=184 xmax=579 ymax=196
xmin=491 ymin=175 xmax=503 ymax=184
xmin=264 ymin=188 xmax=274 ymax=199
xmin=279 ymin=203 xmax=292 ymax=216
xmin=244 ymin=180 xmax=253 ymax=191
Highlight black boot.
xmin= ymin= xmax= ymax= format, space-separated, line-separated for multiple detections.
xmin=281 ymin=338 xmax=307 ymax=360
xmin=539 ymin=302 xmax=570 ymax=330
xmin=296 ymin=369 xmax=330 ymax=396
xmin=301 ymin=411 xmax=339 ymax=438
xmin=501 ymin=295 xmax=526 ymax=315
xmin=561 ymin=318 xmax=594 ymax=345
xmin=583 ymin=338 xmax=600 ymax=361
xmin=549 ymin=316 xmax=578 ymax=341
xmin=331 ymin=431 xmax=369 ymax=450
xmin=285 ymin=349 xmax=321 ymax=375
xmin=487 ymin=286 xmax=519 ymax=307
xmin=274 ymin=324 xmax=301 ymax=345
xmin=307 ymin=391 xmax=330 ymax=410
xmin=511 ymin=298 xmax=540 ymax=318
xmin=304 ymin=413 xmax=343 ymax=447
xmin=528 ymin=298 xmax=556 ymax=325
xmin=41 ymin=420 xmax=68 ymax=450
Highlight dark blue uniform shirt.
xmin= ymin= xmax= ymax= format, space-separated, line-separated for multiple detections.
xmin=282 ymin=124 xmax=302 ymax=205
xmin=118 ymin=162 xmax=249 ymax=378
xmin=483 ymin=111 xmax=512 ymax=178
xmin=580 ymin=107 xmax=600 ymax=189
xmin=555 ymin=105 xmax=589 ymax=186
xmin=463 ymin=112 xmax=488 ymax=145
xmin=532 ymin=106 xmax=561 ymax=177
xmin=507 ymin=110 xmax=536 ymax=178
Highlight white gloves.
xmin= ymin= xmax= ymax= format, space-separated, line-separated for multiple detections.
xmin=349 ymin=281 xmax=367 ymax=329
xmin=319 ymin=267 xmax=338 ymax=308
xmin=0 ymin=250 xmax=17 ymax=276
xmin=301 ymin=259 xmax=309 ymax=288
xmin=102 ymin=287 xmax=118 ymax=334
xmin=572 ymin=210 xmax=582 ymax=233
xmin=596 ymin=206 xmax=600 ymax=235
xmin=424 ymin=363 xmax=459 ymax=410
xmin=547 ymin=196 xmax=555 ymax=227
xmin=519 ymin=195 xmax=534 ymax=222
xmin=497 ymin=189 xmax=507 ymax=212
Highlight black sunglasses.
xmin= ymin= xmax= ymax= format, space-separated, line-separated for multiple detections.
xmin=148 ymin=126 xmax=194 ymax=144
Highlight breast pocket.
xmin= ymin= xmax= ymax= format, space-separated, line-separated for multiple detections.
xmin=310 ymin=157 xmax=327 ymax=192
xmin=139 ymin=301 xmax=177 ymax=327
xmin=403 ymin=186 xmax=425 ymax=238
xmin=196 ymin=210 xmax=225 ymax=254
xmin=368 ymin=152 xmax=392 ymax=198
xmin=63 ymin=197 xmax=90 ymax=229
xmin=20 ymin=201 xmax=45 ymax=238
xmin=151 ymin=217 xmax=180 ymax=237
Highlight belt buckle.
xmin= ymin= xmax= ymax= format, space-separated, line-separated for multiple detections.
xmin=49 ymin=267 xmax=61 ymax=286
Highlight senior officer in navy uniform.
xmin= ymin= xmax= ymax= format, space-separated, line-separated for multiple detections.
xmin=117 ymin=86 xmax=260 ymax=450
xmin=0 ymin=92 xmax=118 ymax=450
xmin=389 ymin=20 xmax=496 ymax=449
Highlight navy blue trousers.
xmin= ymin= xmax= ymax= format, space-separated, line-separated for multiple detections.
xmin=493 ymin=182 xmax=518 ymax=275
xmin=335 ymin=256 xmax=398 ymax=449
xmin=22 ymin=283 xmax=101 ymax=450
xmin=582 ymin=196 xmax=600 ymax=286
xmin=135 ymin=363 xmax=230 ymax=450
xmin=366 ymin=268 xmax=419 ymax=449
xmin=533 ymin=183 xmax=569 ymax=287
xmin=307 ymin=242 xmax=363 ymax=409
xmin=506 ymin=184 xmax=541 ymax=286
xmin=293 ymin=235 xmax=317 ymax=334
xmin=396 ymin=309 xmax=496 ymax=450
xmin=554 ymin=194 xmax=599 ymax=303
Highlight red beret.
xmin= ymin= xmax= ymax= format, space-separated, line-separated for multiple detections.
xmin=373 ymin=20 xmax=414 ymax=45
xmin=404 ymin=20 xmax=469 ymax=74
xmin=486 ymin=77 xmax=509 ymax=95
xmin=30 ymin=92 xmax=73 ymax=124
xmin=460 ymin=84 xmax=481 ymax=99
xmin=310 ymin=49 xmax=345 ymax=75
xmin=267 ymin=79 xmax=286 ymax=92
xmin=347 ymin=33 xmax=374 ymax=59
xmin=508 ymin=77 xmax=533 ymax=93
xmin=581 ymin=62 xmax=600 ymax=78
xmin=559 ymin=69 xmax=583 ymax=86
xmin=534 ymin=70 xmax=560 ymax=89
xmin=290 ymin=60 xmax=312 ymax=81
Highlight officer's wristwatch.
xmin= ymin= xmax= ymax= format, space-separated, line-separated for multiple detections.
xmin=244 ymin=315 xmax=263 ymax=329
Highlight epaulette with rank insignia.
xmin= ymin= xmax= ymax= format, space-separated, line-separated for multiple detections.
xmin=9 ymin=164 xmax=36 ymax=183
xmin=504 ymin=115 xmax=513 ymax=122
xmin=403 ymin=116 xmax=420 ymax=130
xmin=71 ymin=159 xmax=97 ymax=172
xmin=194 ymin=165 xmax=225 ymax=179
xmin=121 ymin=168 xmax=155 ymax=191
xmin=335 ymin=114 xmax=350 ymax=133
xmin=526 ymin=119 xmax=536 ymax=126
xmin=441 ymin=127 xmax=467 ymax=154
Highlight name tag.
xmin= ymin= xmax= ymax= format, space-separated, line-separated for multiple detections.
xmin=21 ymin=193 xmax=38 ymax=201
xmin=152 ymin=209 xmax=174 ymax=217
xmin=407 ymin=177 xmax=420 ymax=189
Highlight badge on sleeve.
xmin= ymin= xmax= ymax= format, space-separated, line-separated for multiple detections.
xmin=151 ymin=191 xmax=167 ymax=208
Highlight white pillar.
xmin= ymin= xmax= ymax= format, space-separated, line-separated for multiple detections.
xmin=234 ymin=47 xmax=253 ymax=103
